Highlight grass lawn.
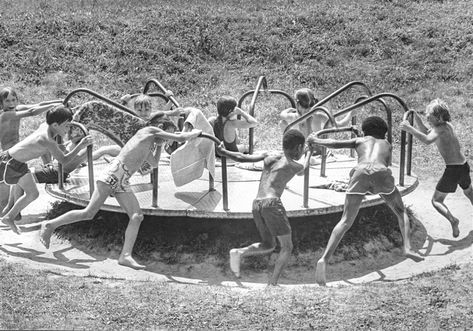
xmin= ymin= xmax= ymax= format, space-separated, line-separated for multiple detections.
xmin=1 ymin=0 xmax=473 ymax=329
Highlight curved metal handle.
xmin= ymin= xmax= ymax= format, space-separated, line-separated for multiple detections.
xmin=143 ymin=79 xmax=180 ymax=108
xmin=63 ymin=88 xmax=136 ymax=116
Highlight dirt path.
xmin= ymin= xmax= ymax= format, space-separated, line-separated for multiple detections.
xmin=1 ymin=178 xmax=472 ymax=289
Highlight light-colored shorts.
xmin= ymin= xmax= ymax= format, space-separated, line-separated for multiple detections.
xmin=97 ymin=159 xmax=132 ymax=196
xmin=347 ymin=162 xmax=395 ymax=195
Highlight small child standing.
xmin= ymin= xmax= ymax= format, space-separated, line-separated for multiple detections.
xmin=0 ymin=87 xmax=61 ymax=213
xmin=401 ymin=99 xmax=473 ymax=238
xmin=40 ymin=115 xmax=202 ymax=270
xmin=309 ymin=116 xmax=423 ymax=285
xmin=216 ymin=129 xmax=313 ymax=285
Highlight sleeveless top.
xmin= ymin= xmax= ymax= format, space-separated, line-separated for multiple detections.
xmin=211 ymin=117 xmax=239 ymax=152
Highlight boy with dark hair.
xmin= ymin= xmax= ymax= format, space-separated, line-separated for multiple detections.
xmin=401 ymin=99 xmax=473 ymax=238
xmin=308 ymin=116 xmax=423 ymax=286
xmin=216 ymin=129 xmax=313 ymax=285
xmin=0 ymin=105 xmax=92 ymax=233
xmin=40 ymin=117 xmax=202 ymax=270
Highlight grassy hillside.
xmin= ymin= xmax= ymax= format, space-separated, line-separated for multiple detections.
xmin=1 ymin=0 xmax=473 ymax=174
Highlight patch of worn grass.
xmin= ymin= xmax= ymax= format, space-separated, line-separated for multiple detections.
xmin=1 ymin=259 xmax=472 ymax=329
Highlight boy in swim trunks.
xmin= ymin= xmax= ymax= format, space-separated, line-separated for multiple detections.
xmin=216 ymin=129 xmax=313 ymax=285
xmin=308 ymin=116 xmax=423 ymax=286
xmin=39 ymin=114 xmax=202 ymax=270
xmin=0 ymin=105 xmax=93 ymax=234
xmin=401 ymin=99 xmax=473 ymax=238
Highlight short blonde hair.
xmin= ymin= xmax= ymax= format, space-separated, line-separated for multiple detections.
xmin=426 ymin=99 xmax=451 ymax=122
xmin=134 ymin=94 xmax=152 ymax=109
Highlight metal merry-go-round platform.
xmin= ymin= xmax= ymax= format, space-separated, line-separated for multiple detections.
xmin=44 ymin=77 xmax=419 ymax=220
xmin=45 ymin=156 xmax=418 ymax=220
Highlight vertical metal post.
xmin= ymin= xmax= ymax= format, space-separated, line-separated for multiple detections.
xmin=87 ymin=145 xmax=94 ymax=197
xmin=221 ymin=157 xmax=229 ymax=211
xmin=152 ymin=168 xmax=158 ymax=207
xmin=303 ymin=159 xmax=310 ymax=208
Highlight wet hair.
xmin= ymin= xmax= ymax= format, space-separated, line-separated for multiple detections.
xmin=282 ymin=129 xmax=305 ymax=151
xmin=216 ymin=96 xmax=237 ymax=117
xmin=294 ymin=88 xmax=317 ymax=110
xmin=147 ymin=112 xmax=177 ymax=131
xmin=361 ymin=116 xmax=388 ymax=139
xmin=0 ymin=87 xmax=18 ymax=108
xmin=46 ymin=105 xmax=73 ymax=125
xmin=426 ymin=99 xmax=451 ymax=122
xmin=134 ymin=94 xmax=152 ymax=110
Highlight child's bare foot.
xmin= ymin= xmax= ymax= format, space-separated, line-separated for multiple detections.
xmin=403 ymin=249 xmax=424 ymax=262
xmin=315 ymin=259 xmax=326 ymax=286
xmin=1 ymin=217 xmax=21 ymax=234
xmin=39 ymin=223 xmax=53 ymax=249
xmin=450 ymin=217 xmax=460 ymax=238
xmin=118 ymin=256 xmax=146 ymax=270
xmin=229 ymin=248 xmax=241 ymax=277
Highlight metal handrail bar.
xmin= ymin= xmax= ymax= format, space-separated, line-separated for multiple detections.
xmin=57 ymin=121 xmax=94 ymax=197
xmin=63 ymin=88 xmax=136 ymax=116
xmin=284 ymin=106 xmax=336 ymax=134
xmin=143 ymin=78 xmax=180 ymax=108
xmin=329 ymin=93 xmax=411 ymax=185
xmin=302 ymin=126 xmax=361 ymax=207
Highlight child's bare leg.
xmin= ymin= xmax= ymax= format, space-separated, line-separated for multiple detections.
xmin=381 ymin=189 xmax=424 ymax=261
xmin=1 ymin=174 xmax=39 ymax=234
xmin=315 ymin=194 xmax=363 ymax=285
xmin=115 ymin=192 xmax=146 ymax=270
xmin=0 ymin=183 xmax=10 ymax=216
xmin=462 ymin=185 xmax=473 ymax=205
xmin=269 ymin=234 xmax=293 ymax=286
xmin=39 ymin=182 xmax=110 ymax=248
xmin=431 ymin=190 xmax=459 ymax=237
xmin=230 ymin=237 xmax=276 ymax=278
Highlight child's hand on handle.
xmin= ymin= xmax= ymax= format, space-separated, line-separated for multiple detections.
xmin=399 ymin=120 xmax=411 ymax=132
xmin=188 ymin=129 xmax=202 ymax=139
xmin=78 ymin=135 xmax=93 ymax=148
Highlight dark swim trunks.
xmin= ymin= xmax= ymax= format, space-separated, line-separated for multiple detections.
xmin=252 ymin=198 xmax=291 ymax=238
xmin=436 ymin=162 xmax=471 ymax=193
xmin=32 ymin=164 xmax=70 ymax=184
xmin=347 ymin=162 xmax=395 ymax=195
xmin=0 ymin=151 xmax=30 ymax=185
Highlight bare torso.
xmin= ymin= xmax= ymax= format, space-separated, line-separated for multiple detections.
xmin=0 ymin=111 xmax=21 ymax=150
xmin=354 ymin=136 xmax=392 ymax=167
xmin=8 ymin=124 xmax=55 ymax=162
xmin=432 ymin=123 xmax=466 ymax=165
xmin=256 ymin=153 xmax=304 ymax=199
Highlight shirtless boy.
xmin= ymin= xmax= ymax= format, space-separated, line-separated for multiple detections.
xmin=308 ymin=116 xmax=423 ymax=286
xmin=401 ymin=99 xmax=473 ymax=238
xmin=0 ymin=105 xmax=92 ymax=233
xmin=216 ymin=129 xmax=312 ymax=285
xmin=40 ymin=115 xmax=202 ymax=270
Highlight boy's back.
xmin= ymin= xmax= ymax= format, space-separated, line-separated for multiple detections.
xmin=8 ymin=124 xmax=54 ymax=162
xmin=256 ymin=153 xmax=304 ymax=199
xmin=354 ymin=136 xmax=392 ymax=167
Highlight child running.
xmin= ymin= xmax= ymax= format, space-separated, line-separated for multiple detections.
xmin=308 ymin=116 xmax=423 ymax=286
xmin=0 ymin=105 xmax=92 ymax=233
xmin=401 ymin=99 xmax=473 ymax=238
xmin=216 ymin=129 xmax=313 ymax=285
xmin=39 ymin=115 xmax=202 ymax=270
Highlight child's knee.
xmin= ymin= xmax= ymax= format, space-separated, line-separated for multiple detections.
xmin=131 ymin=213 xmax=144 ymax=224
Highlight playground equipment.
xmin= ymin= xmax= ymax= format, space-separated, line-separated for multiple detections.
xmin=45 ymin=78 xmax=418 ymax=219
